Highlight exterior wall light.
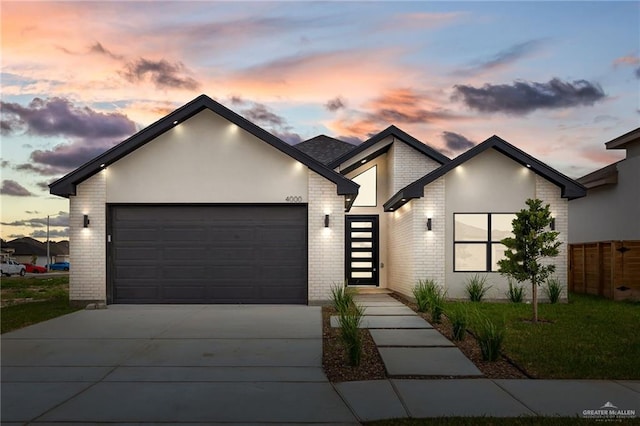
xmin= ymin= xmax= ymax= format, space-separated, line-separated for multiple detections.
xmin=324 ymin=214 xmax=330 ymax=228
xmin=550 ymin=217 xmax=556 ymax=231
xmin=427 ymin=218 xmax=432 ymax=231
xmin=83 ymin=214 xmax=90 ymax=228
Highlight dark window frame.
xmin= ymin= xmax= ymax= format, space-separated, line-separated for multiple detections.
xmin=351 ymin=165 xmax=378 ymax=208
xmin=453 ymin=212 xmax=515 ymax=273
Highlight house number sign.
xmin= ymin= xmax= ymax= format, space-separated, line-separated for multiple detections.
xmin=285 ymin=196 xmax=303 ymax=202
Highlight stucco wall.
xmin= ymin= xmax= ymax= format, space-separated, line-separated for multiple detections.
xmin=308 ymin=172 xmax=345 ymax=303
xmin=443 ymin=149 xmax=567 ymax=300
xmin=106 ymin=109 xmax=308 ymax=203
xmin=569 ymin=154 xmax=640 ymax=242
xmin=69 ymin=171 xmax=107 ymax=303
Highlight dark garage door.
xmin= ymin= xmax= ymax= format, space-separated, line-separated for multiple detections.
xmin=109 ymin=205 xmax=307 ymax=304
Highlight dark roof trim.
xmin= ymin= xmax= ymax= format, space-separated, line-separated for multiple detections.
xmin=577 ymin=161 xmax=619 ymax=189
xmin=50 ymin=95 xmax=358 ymax=198
xmin=605 ymin=127 xmax=640 ymax=150
xmin=328 ymin=125 xmax=450 ymax=169
xmin=384 ymin=135 xmax=587 ymax=212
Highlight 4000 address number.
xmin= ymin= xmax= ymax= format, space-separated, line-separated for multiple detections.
xmin=286 ymin=196 xmax=303 ymax=203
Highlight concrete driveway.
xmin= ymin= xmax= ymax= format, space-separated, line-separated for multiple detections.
xmin=1 ymin=305 xmax=357 ymax=424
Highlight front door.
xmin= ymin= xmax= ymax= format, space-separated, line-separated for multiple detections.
xmin=345 ymin=215 xmax=379 ymax=286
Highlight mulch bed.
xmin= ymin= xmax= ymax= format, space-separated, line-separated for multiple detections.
xmin=322 ymin=295 xmax=530 ymax=382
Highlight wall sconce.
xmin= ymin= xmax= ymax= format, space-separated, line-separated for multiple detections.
xmin=426 ymin=218 xmax=432 ymax=231
xmin=324 ymin=214 xmax=330 ymax=228
xmin=550 ymin=217 xmax=556 ymax=231
xmin=83 ymin=214 xmax=90 ymax=228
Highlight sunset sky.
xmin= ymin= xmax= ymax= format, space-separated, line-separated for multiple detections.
xmin=1 ymin=1 xmax=639 ymax=241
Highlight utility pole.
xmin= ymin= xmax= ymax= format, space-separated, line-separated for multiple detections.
xmin=46 ymin=215 xmax=50 ymax=271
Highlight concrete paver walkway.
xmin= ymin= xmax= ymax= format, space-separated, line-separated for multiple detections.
xmin=332 ymin=293 xmax=482 ymax=377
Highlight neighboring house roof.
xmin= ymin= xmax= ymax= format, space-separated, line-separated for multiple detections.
xmin=384 ymin=135 xmax=587 ymax=212
xmin=328 ymin=125 xmax=450 ymax=172
xmin=3 ymin=237 xmax=69 ymax=257
xmin=294 ymin=135 xmax=356 ymax=165
xmin=49 ymin=95 xmax=359 ymax=200
xmin=605 ymin=127 xmax=640 ymax=150
xmin=577 ymin=161 xmax=620 ymax=189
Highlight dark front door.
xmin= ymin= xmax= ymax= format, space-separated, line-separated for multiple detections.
xmin=345 ymin=215 xmax=379 ymax=286
xmin=108 ymin=204 xmax=308 ymax=304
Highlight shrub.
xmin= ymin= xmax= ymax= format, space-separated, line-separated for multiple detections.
xmin=473 ymin=315 xmax=505 ymax=362
xmin=428 ymin=289 xmax=446 ymax=324
xmin=412 ymin=279 xmax=439 ymax=312
xmin=505 ymin=279 xmax=526 ymax=303
xmin=544 ymin=277 xmax=564 ymax=304
xmin=330 ymin=282 xmax=353 ymax=315
xmin=465 ymin=274 xmax=492 ymax=302
xmin=338 ymin=303 xmax=366 ymax=366
xmin=447 ymin=305 xmax=468 ymax=341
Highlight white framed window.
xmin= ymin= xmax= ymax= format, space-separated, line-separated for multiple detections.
xmin=454 ymin=213 xmax=515 ymax=272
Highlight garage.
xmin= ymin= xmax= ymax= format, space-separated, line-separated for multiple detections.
xmin=108 ymin=205 xmax=308 ymax=304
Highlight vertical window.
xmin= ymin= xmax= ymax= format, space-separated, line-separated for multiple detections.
xmin=454 ymin=213 xmax=515 ymax=272
xmin=352 ymin=165 xmax=377 ymax=207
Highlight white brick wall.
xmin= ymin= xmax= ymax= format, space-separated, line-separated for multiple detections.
xmin=388 ymin=177 xmax=446 ymax=299
xmin=389 ymin=142 xmax=441 ymax=193
xmin=69 ymin=171 xmax=107 ymax=304
xmin=308 ymin=172 xmax=345 ymax=303
xmin=535 ymin=175 xmax=569 ymax=299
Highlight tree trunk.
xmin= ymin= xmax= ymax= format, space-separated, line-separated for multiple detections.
xmin=532 ymin=279 xmax=538 ymax=323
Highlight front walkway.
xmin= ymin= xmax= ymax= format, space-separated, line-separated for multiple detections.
xmin=331 ymin=293 xmax=640 ymax=422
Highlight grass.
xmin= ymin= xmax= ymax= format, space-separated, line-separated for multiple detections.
xmin=366 ymin=417 xmax=615 ymax=425
xmin=544 ymin=276 xmax=563 ymax=304
xmin=506 ymin=279 xmax=526 ymax=303
xmin=444 ymin=293 xmax=640 ymax=379
xmin=412 ymin=279 xmax=439 ymax=312
xmin=1 ymin=275 xmax=70 ymax=301
xmin=465 ymin=274 xmax=492 ymax=302
xmin=1 ymin=274 xmax=80 ymax=334
xmin=1 ymin=297 xmax=81 ymax=334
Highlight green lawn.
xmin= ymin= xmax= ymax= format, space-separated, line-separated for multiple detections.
xmin=446 ymin=293 xmax=640 ymax=379
xmin=1 ymin=274 xmax=81 ymax=334
xmin=366 ymin=417 xmax=638 ymax=425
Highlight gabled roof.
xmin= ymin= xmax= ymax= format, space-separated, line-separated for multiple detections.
xmin=49 ymin=95 xmax=359 ymax=200
xmin=294 ymin=135 xmax=356 ymax=165
xmin=605 ymin=127 xmax=640 ymax=150
xmin=384 ymin=135 xmax=587 ymax=212
xmin=327 ymin=125 xmax=450 ymax=171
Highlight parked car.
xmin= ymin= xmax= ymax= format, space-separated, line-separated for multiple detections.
xmin=22 ymin=263 xmax=48 ymax=273
xmin=1 ymin=259 xmax=26 ymax=276
xmin=46 ymin=262 xmax=70 ymax=271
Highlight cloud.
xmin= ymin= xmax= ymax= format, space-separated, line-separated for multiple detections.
xmin=89 ymin=42 xmax=122 ymax=60
xmin=2 ymin=97 xmax=137 ymax=174
xmin=325 ymin=97 xmax=345 ymax=112
xmin=383 ymin=12 xmax=467 ymax=31
xmin=0 ymin=97 xmax=136 ymax=139
xmin=442 ymin=131 xmax=475 ymax=152
xmin=457 ymin=40 xmax=544 ymax=76
xmin=1 ymin=211 xmax=69 ymax=228
xmin=1 ymin=160 xmax=10 ymax=168
xmin=636 ymin=67 xmax=640 ymax=79
xmin=452 ymin=78 xmax=606 ymax=115
xmin=30 ymin=228 xmax=69 ymax=239
xmin=331 ymin=88 xmax=463 ymax=138
xmin=613 ymin=55 xmax=640 ymax=67
xmin=1 ymin=179 xmax=32 ymax=196
xmin=36 ymin=181 xmax=51 ymax=191
xmin=25 ymin=210 xmax=40 ymax=214
xmin=122 ymin=58 xmax=200 ymax=90
xmin=241 ymin=103 xmax=285 ymax=127
xmin=239 ymin=102 xmax=302 ymax=144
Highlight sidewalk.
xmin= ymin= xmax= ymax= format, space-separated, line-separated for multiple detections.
xmin=331 ymin=294 xmax=640 ymax=422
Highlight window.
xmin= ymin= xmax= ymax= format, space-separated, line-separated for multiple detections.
xmin=454 ymin=213 xmax=515 ymax=272
xmin=352 ymin=165 xmax=377 ymax=207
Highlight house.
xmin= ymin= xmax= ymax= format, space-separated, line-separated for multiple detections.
xmin=1 ymin=237 xmax=69 ymax=266
xmin=568 ymin=128 xmax=640 ymax=300
xmin=50 ymin=94 xmax=585 ymax=305
xmin=569 ymin=127 xmax=640 ymax=243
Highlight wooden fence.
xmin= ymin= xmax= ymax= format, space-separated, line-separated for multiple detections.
xmin=568 ymin=241 xmax=640 ymax=300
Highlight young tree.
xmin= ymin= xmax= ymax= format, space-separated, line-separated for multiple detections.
xmin=498 ymin=199 xmax=560 ymax=322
